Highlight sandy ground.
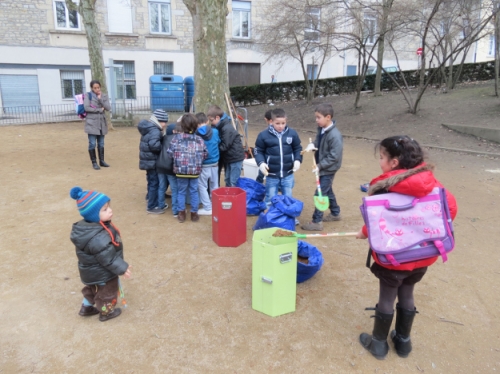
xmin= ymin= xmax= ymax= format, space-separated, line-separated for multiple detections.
xmin=1 ymin=84 xmax=500 ymax=373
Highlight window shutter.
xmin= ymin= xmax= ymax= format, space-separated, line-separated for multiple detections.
xmin=107 ymin=0 xmax=133 ymax=33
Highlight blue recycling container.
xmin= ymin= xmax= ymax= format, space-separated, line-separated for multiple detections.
xmin=184 ymin=76 xmax=195 ymax=112
xmin=150 ymin=75 xmax=184 ymax=112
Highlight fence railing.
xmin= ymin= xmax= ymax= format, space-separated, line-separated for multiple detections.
xmin=0 ymin=96 xmax=186 ymax=126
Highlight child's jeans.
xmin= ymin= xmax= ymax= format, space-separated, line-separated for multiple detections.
xmin=224 ymin=160 xmax=243 ymax=187
xmin=177 ymin=177 xmax=199 ymax=212
xmin=166 ymin=175 xmax=179 ymax=215
xmin=81 ymin=276 xmax=119 ymax=315
xmin=157 ymin=173 xmax=171 ymax=210
xmin=198 ymin=166 xmax=218 ymax=210
xmin=265 ymin=174 xmax=294 ymax=205
xmin=146 ymin=170 xmax=159 ymax=210
xmin=312 ymin=172 xmax=340 ymax=223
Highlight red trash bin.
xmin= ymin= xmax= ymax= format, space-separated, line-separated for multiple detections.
xmin=212 ymin=187 xmax=247 ymax=247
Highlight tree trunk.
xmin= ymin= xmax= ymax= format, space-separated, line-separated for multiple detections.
xmin=66 ymin=0 xmax=113 ymax=129
xmin=374 ymin=0 xmax=394 ymax=96
xmin=184 ymin=0 xmax=230 ymax=113
xmin=495 ymin=3 xmax=500 ymax=97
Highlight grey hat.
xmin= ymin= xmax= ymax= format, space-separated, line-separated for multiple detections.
xmin=153 ymin=109 xmax=169 ymax=122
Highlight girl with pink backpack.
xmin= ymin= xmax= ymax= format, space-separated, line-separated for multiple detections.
xmin=356 ymin=136 xmax=458 ymax=360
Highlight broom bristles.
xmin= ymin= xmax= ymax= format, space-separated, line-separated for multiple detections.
xmin=272 ymin=229 xmax=295 ymax=237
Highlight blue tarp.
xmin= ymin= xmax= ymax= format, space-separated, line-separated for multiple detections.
xmin=236 ymin=177 xmax=267 ymax=215
xmin=297 ymin=240 xmax=324 ymax=283
xmin=253 ymin=195 xmax=304 ymax=231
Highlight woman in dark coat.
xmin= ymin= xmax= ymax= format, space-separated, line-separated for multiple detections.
xmin=84 ymin=80 xmax=111 ymax=170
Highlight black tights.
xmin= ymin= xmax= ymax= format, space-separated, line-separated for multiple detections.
xmin=377 ymin=281 xmax=415 ymax=314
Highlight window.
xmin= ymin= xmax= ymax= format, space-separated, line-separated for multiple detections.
xmin=113 ymin=61 xmax=136 ymax=99
xmin=53 ymin=1 xmax=80 ymax=30
xmin=305 ymin=7 xmax=320 ymax=42
xmin=460 ymin=19 xmax=470 ymax=39
xmin=60 ymin=71 xmax=85 ymax=99
xmin=107 ymin=0 xmax=133 ymax=33
xmin=232 ymin=1 xmax=251 ymax=39
xmin=363 ymin=14 xmax=377 ymax=45
xmin=154 ymin=61 xmax=174 ymax=75
xmin=307 ymin=64 xmax=318 ymax=80
xmin=489 ymin=34 xmax=496 ymax=56
xmin=149 ymin=0 xmax=171 ymax=34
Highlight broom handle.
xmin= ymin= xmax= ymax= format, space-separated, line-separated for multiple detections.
xmin=299 ymin=232 xmax=358 ymax=238
xmin=224 ymin=93 xmax=237 ymax=130
xmin=310 ymin=137 xmax=322 ymax=195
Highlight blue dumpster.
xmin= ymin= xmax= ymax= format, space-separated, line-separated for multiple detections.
xmin=184 ymin=76 xmax=195 ymax=112
xmin=150 ymin=75 xmax=184 ymax=112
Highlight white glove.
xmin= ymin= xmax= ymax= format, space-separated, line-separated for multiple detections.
xmin=312 ymin=166 xmax=319 ymax=174
xmin=304 ymin=142 xmax=317 ymax=152
xmin=259 ymin=163 xmax=269 ymax=176
xmin=292 ymin=160 xmax=301 ymax=172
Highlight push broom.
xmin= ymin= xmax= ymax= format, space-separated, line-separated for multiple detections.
xmin=273 ymin=228 xmax=358 ymax=239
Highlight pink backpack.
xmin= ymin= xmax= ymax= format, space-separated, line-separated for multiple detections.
xmin=360 ymin=187 xmax=455 ymax=266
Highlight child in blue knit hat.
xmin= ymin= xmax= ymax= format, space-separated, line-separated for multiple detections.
xmin=69 ymin=186 xmax=132 ymax=322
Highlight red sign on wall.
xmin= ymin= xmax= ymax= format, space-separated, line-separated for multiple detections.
xmin=417 ymin=47 xmax=423 ymax=56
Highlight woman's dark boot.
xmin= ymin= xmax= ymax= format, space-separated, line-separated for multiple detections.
xmin=98 ymin=147 xmax=110 ymax=167
xmin=359 ymin=306 xmax=394 ymax=360
xmin=390 ymin=304 xmax=417 ymax=358
xmin=89 ymin=149 xmax=100 ymax=170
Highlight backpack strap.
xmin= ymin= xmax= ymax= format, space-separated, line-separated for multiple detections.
xmin=365 ymin=248 xmax=372 ymax=268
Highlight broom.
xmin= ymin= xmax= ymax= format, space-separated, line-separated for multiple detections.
xmin=273 ymin=228 xmax=357 ymax=239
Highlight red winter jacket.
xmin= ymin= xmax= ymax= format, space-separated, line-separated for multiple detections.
xmin=361 ymin=163 xmax=458 ymax=271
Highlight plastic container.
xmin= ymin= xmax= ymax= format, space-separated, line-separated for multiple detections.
xmin=242 ymin=158 xmax=259 ymax=180
xmin=149 ymin=75 xmax=184 ymax=112
xmin=252 ymin=228 xmax=297 ymax=317
xmin=212 ymin=187 xmax=246 ymax=247
xmin=183 ymin=76 xmax=195 ymax=112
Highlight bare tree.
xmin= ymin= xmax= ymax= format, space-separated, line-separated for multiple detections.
xmin=65 ymin=0 xmax=113 ymax=128
xmin=374 ymin=0 xmax=395 ymax=96
xmin=494 ymin=0 xmax=500 ymax=97
xmin=367 ymin=0 xmax=494 ymax=113
xmin=183 ymin=0 xmax=231 ymax=112
xmin=256 ymin=0 xmax=338 ymax=103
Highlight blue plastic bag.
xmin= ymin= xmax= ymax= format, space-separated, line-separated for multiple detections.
xmin=236 ymin=177 xmax=267 ymax=215
xmin=253 ymin=195 xmax=304 ymax=231
xmin=297 ymin=240 xmax=324 ymax=283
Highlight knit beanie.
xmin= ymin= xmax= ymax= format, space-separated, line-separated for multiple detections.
xmin=153 ymin=109 xmax=169 ymax=123
xmin=70 ymin=186 xmax=110 ymax=223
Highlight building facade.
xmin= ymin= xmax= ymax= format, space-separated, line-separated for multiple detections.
xmin=0 ymin=0 xmax=496 ymax=111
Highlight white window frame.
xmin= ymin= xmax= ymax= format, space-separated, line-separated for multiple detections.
xmin=489 ymin=34 xmax=496 ymax=56
xmin=149 ymin=0 xmax=172 ymax=35
xmin=154 ymin=61 xmax=174 ymax=75
xmin=53 ymin=0 xmax=81 ymax=31
xmin=232 ymin=1 xmax=251 ymax=39
xmin=305 ymin=7 xmax=321 ymax=42
xmin=60 ymin=70 xmax=85 ymax=99
xmin=363 ymin=14 xmax=377 ymax=45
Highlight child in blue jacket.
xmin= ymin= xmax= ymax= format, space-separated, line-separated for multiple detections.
xmin=195 ymin=112 xmax=220 ymax=215
xmin=254 ymin=108 xmax=302 ymax=205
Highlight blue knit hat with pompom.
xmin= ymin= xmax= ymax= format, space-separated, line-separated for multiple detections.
xmin=70 ymin=186 xmax=110 ymax=223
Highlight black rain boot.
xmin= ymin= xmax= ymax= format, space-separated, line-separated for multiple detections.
xmin=359 ymin=306 xmax=394 ymax=360
xmin=98 ymin=147 xmax=110 ymax=167
xmin=390 ymin=304 xmax=417 ymax=358
xmin=89 ymin=149 xmax=100 ymax=170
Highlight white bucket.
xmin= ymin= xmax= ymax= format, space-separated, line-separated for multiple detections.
xmin=242 ymin=158 xmax=259 ymax=180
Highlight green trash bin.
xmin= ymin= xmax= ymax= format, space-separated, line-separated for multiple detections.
xmin=252 ymin=228 xmax=297 ymax=317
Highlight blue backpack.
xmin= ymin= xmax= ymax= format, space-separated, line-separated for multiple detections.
xmin=74 ymin=92 xmax=92 ymax=119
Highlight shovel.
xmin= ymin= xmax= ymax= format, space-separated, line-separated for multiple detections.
xmin=273 ymin=228 xmax=357 ymax=239
xmin=312 ymin=155 xmax=329 ymax=211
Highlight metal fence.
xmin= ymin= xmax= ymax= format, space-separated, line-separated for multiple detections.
xmin=0 ymin=96 xmax=185 ymax=126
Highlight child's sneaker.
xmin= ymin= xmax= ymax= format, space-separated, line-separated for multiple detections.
xmin=159 ymin=204 xmax=169 ymax=211
xmin=301 ymin=222 xmax=323 ymax=231
xmin=322 ymin=213 xmax=342 ymax=222
xmin=99 ymin=308 xmax=122 ymax=322
xmin=198 ymin=208 xmax=212 ymax=216
xmin=147 ymin=207 xmax=165 ymax=215
xmin=173 ymin=212 xmax=178 ymax=218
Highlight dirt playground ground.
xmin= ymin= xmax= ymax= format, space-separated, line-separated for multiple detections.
xmin=1 ymin=82 xmax=500 ymax=373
